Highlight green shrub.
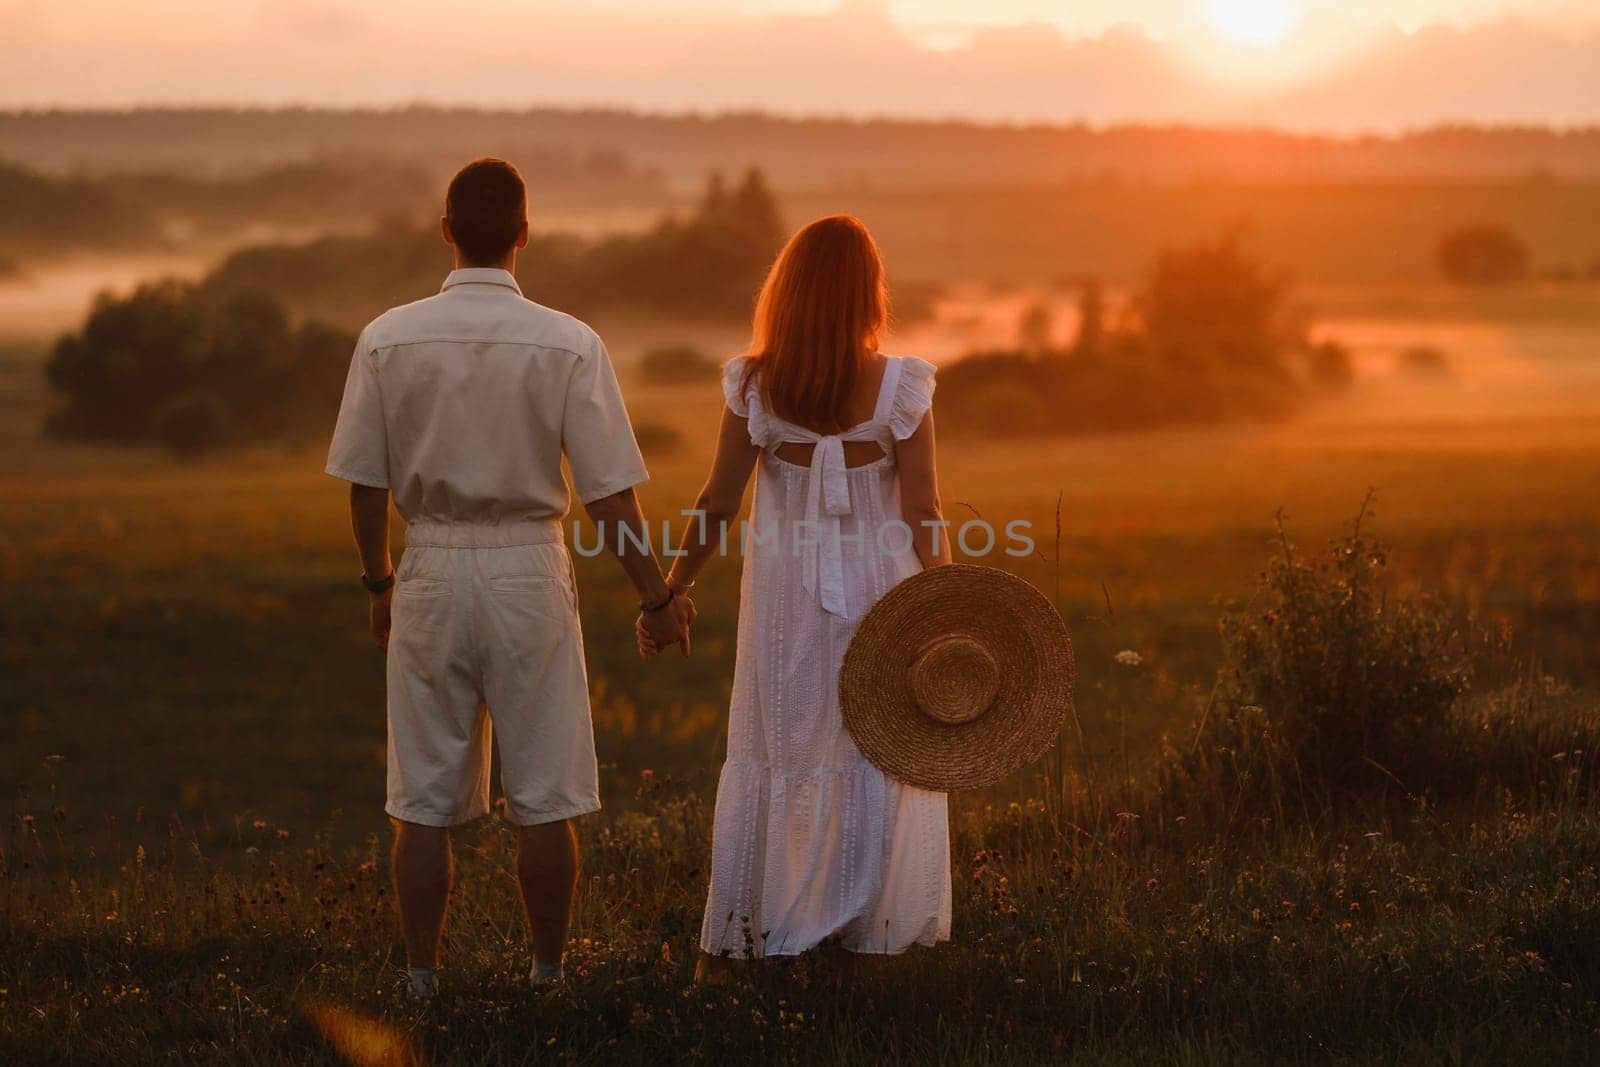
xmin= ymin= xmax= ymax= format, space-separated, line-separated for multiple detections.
xmin=1437 ymin=223 xmax=1528 ymax=286
xmin=1306 ymin=340 xmax=1354 ymax=391
xmin=1164 ymin=505 xmax=1470 ymax=822
xmin=44 ymin=281 xmax=351 ymax=456
xmin=937 ymin=237 xmax=1306 ymax=437
xmin=1400 ymin=345 xmax=1451 ymax=377
xmin=155 ymin=389 xmax=230 ymax=460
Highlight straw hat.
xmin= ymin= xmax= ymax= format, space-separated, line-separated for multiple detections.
xmin=839 ymin=564 xmax=1075 ymax=791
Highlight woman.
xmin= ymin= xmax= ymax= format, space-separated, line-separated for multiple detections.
xmin=638 ymin=215 xmax=952 ymax=977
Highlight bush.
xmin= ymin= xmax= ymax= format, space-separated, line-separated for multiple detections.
xmin=1399 ymin=346 xmax=1450 ymax=377
xmin=1436 ymin=224 xmax=1528 ymax=286
xmin=938 ymin=237 xmax=1307 ymax=437
xmin=44 ymin=281 xmax=353 ymax=455
xmin=1163 ymin=504 xmax=1470 ymax=823
xmin=155 ymin=390 xmax=229 ymax=459
xmin=1306 ymin=341 xmax=1354 ymax=391
xmin=638 ymin=344 xmax=717 ymax=384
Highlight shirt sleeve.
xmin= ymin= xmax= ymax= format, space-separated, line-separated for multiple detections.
xmin=562 ymin=337 xmax=650 ymax=504
xmin=325 ymin=328 xmax=390 ymax=487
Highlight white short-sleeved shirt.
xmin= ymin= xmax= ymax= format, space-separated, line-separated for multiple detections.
xmin=325 ymin=268 xmax=648 ymax=524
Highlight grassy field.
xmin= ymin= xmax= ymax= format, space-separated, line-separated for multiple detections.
xmin=3 ymin=324 xmax=1600 ymax=1062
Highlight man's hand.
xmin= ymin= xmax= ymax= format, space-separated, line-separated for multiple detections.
xmin=370 ymin=589 xmax=393 ymax=650
xmin=636 ymin=595 xmax=696 ymax=658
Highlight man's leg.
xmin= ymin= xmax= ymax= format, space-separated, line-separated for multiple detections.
xmin=517 ymin=818 xmax=579 ymax=975
xmin=393 ymin=820 xmax=453 ymax=973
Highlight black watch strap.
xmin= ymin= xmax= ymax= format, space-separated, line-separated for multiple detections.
xmin=361 ymin=571 xmax=396 ymax=595
xmin=640 ymin=587 xmax=676 ymax=613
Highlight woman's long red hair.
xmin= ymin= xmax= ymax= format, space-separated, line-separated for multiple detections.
xmin=742 ymin=215 xmax=888 ymax=434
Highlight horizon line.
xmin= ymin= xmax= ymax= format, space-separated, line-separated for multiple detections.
xmin=3 ymin=101 xmax=1599 ymax=141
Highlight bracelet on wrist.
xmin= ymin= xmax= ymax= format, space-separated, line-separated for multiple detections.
xmin=361 ymin=570 xmax=396 ymax=595
xmin=640 ymin=588 xmax=676 ymax=613
xmin=666 ymin=575 xmax=696 ymax=593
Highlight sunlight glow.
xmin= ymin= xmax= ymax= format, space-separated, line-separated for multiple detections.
xmin=1202 ymin=0 xmax=1297 ymax=45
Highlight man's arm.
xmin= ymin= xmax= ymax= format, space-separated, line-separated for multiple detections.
xmin=350 ymin=483 xmax=394 ymax=649
xmin=583 ymin=487 xmax=694 ymax=656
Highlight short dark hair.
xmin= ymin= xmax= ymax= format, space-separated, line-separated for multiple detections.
xmin=445 ymin=157 xmax=527 ymax=265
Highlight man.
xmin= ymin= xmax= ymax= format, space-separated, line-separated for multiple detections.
xmin=326 ymin=157 xmax=694 ymax=999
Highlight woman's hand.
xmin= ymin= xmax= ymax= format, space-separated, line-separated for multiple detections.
xmin=637 ymin=595 xmax=696 ymax=658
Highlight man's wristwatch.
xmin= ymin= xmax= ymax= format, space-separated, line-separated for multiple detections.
xmin=361 ymin=571 xmax=396 ymax=595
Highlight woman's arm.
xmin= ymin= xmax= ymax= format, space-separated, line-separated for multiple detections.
xmin=896 ymin=410 xmax=952 ymax=569
xmin=665 ymin=404 xmax=762 ymax=590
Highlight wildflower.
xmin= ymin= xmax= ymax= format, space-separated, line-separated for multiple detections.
xmin=252 ymin=819 xmax=267 ymax=831
xmin=21 ymin=814 xmax=34 ymax=828
xmin=1113 ymin=650 xmax=1143 ymax=667
xmin=44 ymin=754 xmax=64 ymax=764
xmin=277 ymin=829 xmax=290 ymax=840
xmin=641 ymin=769 xmax=654 ymax=782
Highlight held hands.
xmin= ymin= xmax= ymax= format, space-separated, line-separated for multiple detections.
xmin=636 ymin=593 xmax=696 ymax=659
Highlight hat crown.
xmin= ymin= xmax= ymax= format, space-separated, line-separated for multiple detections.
xmin=909 ymin=635 xmax=999 ymax=725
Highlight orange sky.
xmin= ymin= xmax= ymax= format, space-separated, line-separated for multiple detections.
xmin=1 ymin=1 xmax=1597 ymax=129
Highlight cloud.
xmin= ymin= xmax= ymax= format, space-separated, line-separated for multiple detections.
xmin=0 ymin=2 xmax=1595 ymax=129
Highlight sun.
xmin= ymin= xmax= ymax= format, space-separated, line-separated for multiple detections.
xmin=1202 ymin=0 xmax=1296 ymax=46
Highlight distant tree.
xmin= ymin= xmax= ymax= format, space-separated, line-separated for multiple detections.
xmin=725 ymin=169 xmax=786 ymax=252
xmin=0 ymin=161 xmax=162 ymax=256
xmin=1399 ymin=346 xmax=1451 ymax=377
xmin=699 ymin=171 xmax=728 ymax=217
xmin=1306 ymin=341 xmax=1354 ymax=391
xmin=45 ymin=281 xmax=353 ymax=457
xmin=1016 ymin=300 xmax=1055 ymax=356
xmin=937 ymin=236 xmax=1309 ymax=437
xmin=1136 ymin=235 xmax=1297 ymax=380
xmin=1072 ymin=281 xmax=1105 ymax=358
xmin=155 ymin=390 xmax=229 ymax=460
xmin=201 ymin=170 xmax=785 ymax=328
xmin=1436 ymin=224 xmax=1528 ymax=286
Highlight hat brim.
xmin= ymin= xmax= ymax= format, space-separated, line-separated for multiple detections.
xmin=839 ymin=564 xmax=1075 ymax=791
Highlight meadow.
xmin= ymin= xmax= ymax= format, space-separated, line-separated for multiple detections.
xmin=3 ymin=296 xmax=1600 ymax=1063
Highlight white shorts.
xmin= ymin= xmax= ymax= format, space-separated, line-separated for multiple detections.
xmin=385 ymin=520 xmax=599 ymax=828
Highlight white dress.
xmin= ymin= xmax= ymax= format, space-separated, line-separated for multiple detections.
xmin=698 ymin=354 xmax=953 ymax=958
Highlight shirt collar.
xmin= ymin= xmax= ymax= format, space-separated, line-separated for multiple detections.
xmin=441 ymin=268 xmax=522 ymax=295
